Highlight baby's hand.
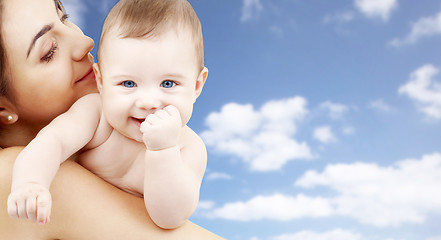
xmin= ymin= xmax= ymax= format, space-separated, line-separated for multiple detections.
xmin=140 ymin=105 xmax=182 ymax=151
xmin=7 ymin=183 xmax=52 ymax=225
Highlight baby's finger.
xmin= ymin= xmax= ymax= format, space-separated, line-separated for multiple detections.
xmin=140 ymin=120 xmax=152 ymax=133
xmin=7 ymin=196 xmax=18 ymax=219
xmin=154 ymin=109 xmax=169 ymax=119
xmin=145 ymin=114 xmax=160 ymax=125
xmin=26 ymin=197 xmax=37 ymax=222
xmin=140 ymin=120 xmax=149 ymax=129
xmin=164 ymin=105 xmax=180 ymax=118
xmin=36 ymin=194 xmax=51 ymax=225
xmin=16 ymin=199 xmax=27 ymax=219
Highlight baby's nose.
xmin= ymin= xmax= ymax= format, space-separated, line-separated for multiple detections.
xmin=136 ymin=95 xmax=162 ymax=110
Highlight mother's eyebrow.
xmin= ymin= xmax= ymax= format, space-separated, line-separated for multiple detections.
xmin=27 ymin=24 xmax=54 ymax=58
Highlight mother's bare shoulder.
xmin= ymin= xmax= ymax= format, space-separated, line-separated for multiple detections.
xmin=0 ymin=146 xmax=23 ymax=175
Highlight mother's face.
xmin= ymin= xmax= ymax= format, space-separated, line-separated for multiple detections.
xmin=2 ymin=0 xmax=97 ymax=126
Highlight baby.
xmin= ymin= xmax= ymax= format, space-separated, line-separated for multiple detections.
xmin=8 ymin=0 xmax=208 ymax=229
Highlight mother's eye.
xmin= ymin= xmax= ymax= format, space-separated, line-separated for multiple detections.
xmin=60 ymin=14 xmax=69 ymax=23
xmin=41 ymin=42 xmax=58 ymax=63
xmin=56 ymin=5 xmax=69 ymax=24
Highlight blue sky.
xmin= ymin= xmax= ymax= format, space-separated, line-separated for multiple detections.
xmin=64 ymin=0 xmax=441 ymax=239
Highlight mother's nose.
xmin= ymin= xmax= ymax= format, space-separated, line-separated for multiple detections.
xmin=71 ymin=34 xmax=94 ymax=62
xmin=63 ymin=21 xmax=94 ymax=62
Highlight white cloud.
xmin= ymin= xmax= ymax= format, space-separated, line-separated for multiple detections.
xmin=398 ymin=64 xmax=441 ymax=119
xmin=205 ymin=172 xmax=233 ymax=181
xmin=342 ymin=126 xmax=355 ymax=135
xmin=368 ymin=99 xmax=391 ymax=112
xmin=194 ymin=200 xmax=216 ymax=217
xmin=313 ymin=126 xmax=337 ymax=144
xmin=295 ymin=152 xmax=441 ymax=227
xmin=61 ymin=0 xmax=87 ymax=29
xmin=241 ymin=0 xmax=263 ymax=22
xmin=206 ymin=193 xmax=333 ymax=221
xmin=270 ymin=229 xmax=363 ymax=240
xmin=203 ymin=152 xmax=441 ymax=227
xmin=320 ymin=101 xmax=349 ymax=119
xmin=197 ymin=200 xmax=216 ymax=210
xmin=390 ymin=11 xmax=441 ymax=46
xmin=354 ymin=0 xmax=398 ymax=21
xmin=201 ymin=97 xmax=313 ymax=171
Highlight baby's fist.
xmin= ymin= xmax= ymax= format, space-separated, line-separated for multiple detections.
xmin=7 ymin=183 xmax=52 ymax=224
xmin=140 ymin=105 xmax=182 ymax=150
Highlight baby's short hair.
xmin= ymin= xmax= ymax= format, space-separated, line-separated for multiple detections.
xmin=99 ymin=0 xmax=204 ymax=69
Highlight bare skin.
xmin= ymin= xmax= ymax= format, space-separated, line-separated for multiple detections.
xmin=1 ymin=147 xmax=224 ymax=239
xmin=8 ymin=28 xmax=209 ymax=228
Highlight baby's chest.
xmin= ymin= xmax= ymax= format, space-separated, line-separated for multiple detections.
xmin=78 ymin=132 xmax=146 ymax=193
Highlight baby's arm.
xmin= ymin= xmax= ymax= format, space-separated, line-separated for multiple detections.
xmin=141 ymin=105 xmax=207 ymax=229
xmin=0 ymin=147 xmax=224 ymax=240
xmin=7 ymin=94 xmax=102 ymax=224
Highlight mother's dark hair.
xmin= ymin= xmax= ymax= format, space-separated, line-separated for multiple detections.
xmin=0 ymin=0 xmax=9 ymax=97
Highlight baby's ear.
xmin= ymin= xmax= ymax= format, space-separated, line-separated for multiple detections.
xmin=194 ymin=67 xmax=208 ymax=103
xmin=93 ymin=63 xmax=103 ymax=93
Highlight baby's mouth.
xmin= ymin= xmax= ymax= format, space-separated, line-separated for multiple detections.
xmin=132 ymin=117 xmax=145 ymax=126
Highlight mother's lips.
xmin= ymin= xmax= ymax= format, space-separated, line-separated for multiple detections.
xmin=76 ymin=67 xmax=95 ymax=84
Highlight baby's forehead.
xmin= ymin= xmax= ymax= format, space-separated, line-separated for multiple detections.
xmin=99 ymin=26 xmax=196 ymax=57
xmin=106 ymin=22 xmax=195 ymax=41
xmin=97 ymin=28 xmax=200 ymax=75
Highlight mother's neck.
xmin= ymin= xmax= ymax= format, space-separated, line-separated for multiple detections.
xmin=0 ymin=121 xmax=43 ymax=148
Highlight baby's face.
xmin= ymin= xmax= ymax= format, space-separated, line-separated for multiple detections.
xmin=96 ymin=28 xmax=205 ymax=141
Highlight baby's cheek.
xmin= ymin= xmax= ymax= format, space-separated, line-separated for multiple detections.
xmin=180 ymin=106 xmax=193 ymax=126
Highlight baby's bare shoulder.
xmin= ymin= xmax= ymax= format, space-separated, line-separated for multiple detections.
xmin=181 ymin=126 xmax=205 ymax=149
xmin=180 ymin=126 xmax=207 ymax=174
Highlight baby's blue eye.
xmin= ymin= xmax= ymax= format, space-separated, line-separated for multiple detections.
xmin=161 ymin=80 xmax=175 ymax=88
xmin=122 ymin=80 xmax=136 ymax=88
